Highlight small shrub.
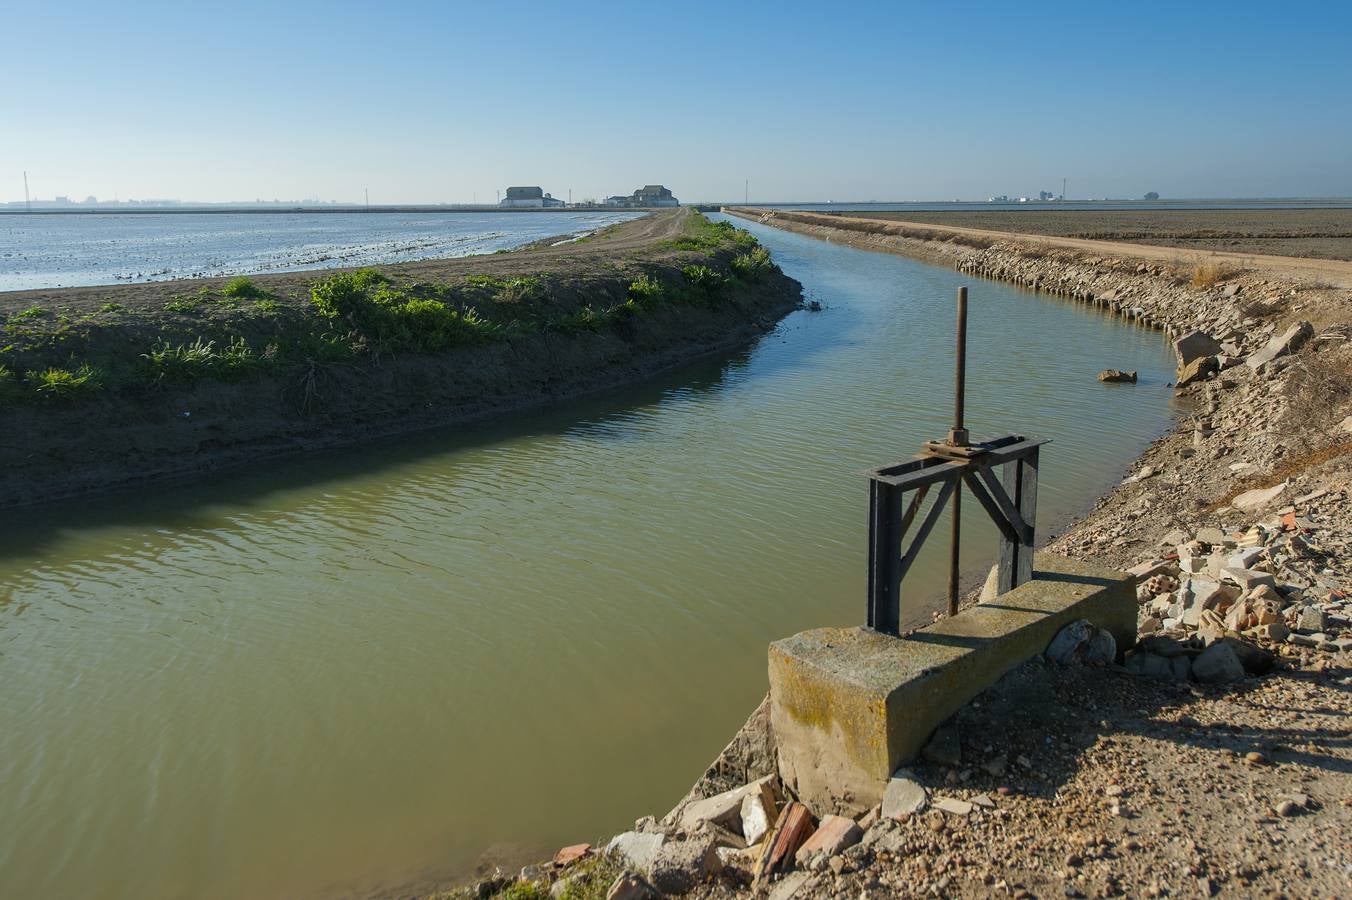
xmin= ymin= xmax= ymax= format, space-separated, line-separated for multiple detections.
xmin=164 ymin=296 xmax=200 ymax=313
xmin=99 ymin=302 xmax=126 ymax=314
xmin=310 ymin=269 xmax=388 ymax=323
xmin=253 ymin=298 xmax=281 ymax=315
xmin=11 ymin=305 xmax=45 ymax=321
xmin=27 ymin=364 xmax=103 ymax=400
xmin=222 ymin=276 xmax=266 ymax=299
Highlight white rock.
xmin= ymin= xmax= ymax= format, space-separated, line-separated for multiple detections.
xmin=1246 ymin=321 xmax=1313 ymax=369
xmin=1232 ymin=482 xmax=1287 ymax=511
xmin=933 ymin=797 xmax=974 ymax=816
xmin=607 ymin=832 xmax=666 ymax=871
xmin=881 ymin=769 xmax=928 ymax=818
xmin=1192 ymin=642 xmax=1245 ymax=684
xmin=739 ymin=783 xmax=777 ymax=845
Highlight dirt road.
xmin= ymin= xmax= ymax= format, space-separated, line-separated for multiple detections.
xmin=727 ymin=207 xmax=1352 ymax=289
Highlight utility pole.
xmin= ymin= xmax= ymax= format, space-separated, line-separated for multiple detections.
xmin=24 ymin=171 xmax=31 ymax=212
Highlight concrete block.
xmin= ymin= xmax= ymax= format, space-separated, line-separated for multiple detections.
xmin=767 ymin=554 xmax=1133 ymax=815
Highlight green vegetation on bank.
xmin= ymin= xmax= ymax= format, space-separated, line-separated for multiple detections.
xmin=0 ymin=213 xmax=781 ymax=405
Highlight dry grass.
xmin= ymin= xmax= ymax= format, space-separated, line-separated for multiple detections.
xmin=1207 ymin=439 xmax=1352 ymax=511
xmin=1190 ymin=260 xmax=1234 ymax=289
xmin=1285 ymin=345 xmax=1352 ymax=443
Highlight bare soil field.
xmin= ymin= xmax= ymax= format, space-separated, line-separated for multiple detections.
xmin=822 ymin=208 xmax=1352 ymax=261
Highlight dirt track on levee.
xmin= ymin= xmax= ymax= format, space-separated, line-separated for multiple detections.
xmin=735 ymin=208 xmax=1352 ymax=288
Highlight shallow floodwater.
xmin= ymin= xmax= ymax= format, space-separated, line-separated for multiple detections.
xmin=0 ymin=210 xmax=639 ymax=291
xmin=0 ymin=216 xmax=1179 ymax=898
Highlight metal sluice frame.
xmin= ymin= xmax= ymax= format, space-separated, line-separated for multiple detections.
xmin=864 ymin=287 xmax=1049 ymax=636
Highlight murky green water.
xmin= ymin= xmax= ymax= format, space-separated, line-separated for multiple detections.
xmin=0 ymin=216 xmax=1179 ymax=898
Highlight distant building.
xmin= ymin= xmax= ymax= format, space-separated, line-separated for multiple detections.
xmin=604 ymin=184 xmax=679 ymax=208
xmin=500 ymin=186 xmax=565 ymax=208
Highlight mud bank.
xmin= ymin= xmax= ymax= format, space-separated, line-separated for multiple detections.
xmin=446 ymin=210 xmax=1351 ymax=899
xmin=1 ymin=211 xmax=803 ymax=507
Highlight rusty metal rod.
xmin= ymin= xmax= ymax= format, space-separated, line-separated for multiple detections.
xmin=948 ymin=286 xmax=969 ymax=615
xmin=952 ymin=286 xmax=968 ymax=445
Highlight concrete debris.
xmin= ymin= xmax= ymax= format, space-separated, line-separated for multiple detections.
xmin=1246 ymin=320 xmax=1314 ymax=369
xmin=1232 ymin=481 xmax=1288 ymax=512
xmin=606 ymin=832 xmax=665 ymax=872
xmin=648 ymin=834 xmax=722 ymax=895
xmin=794 ymin=814 xmax=862 ymax=864
xmin=881 ymin=769 xmax=928 ymax=818
xmin=1175 ymin=331 xmax=1223 ymax=368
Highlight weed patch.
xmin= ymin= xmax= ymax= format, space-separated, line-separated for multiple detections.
xmin=731 ymin=246 xmax=773 ymax=280
xmin=222 ymin=276 xmax=269 ymax=300
xmin=142 ymin=336 xmax=262 ymax=382
xmin=26 ymin=364 xmax=103 ymax=400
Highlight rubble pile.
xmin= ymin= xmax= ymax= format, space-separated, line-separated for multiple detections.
xmin=1120 ymin=502 xmax=1351 ymax=683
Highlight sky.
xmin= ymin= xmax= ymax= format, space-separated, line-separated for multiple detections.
xmin=3 ymin=0 xmax=1350 ymax=204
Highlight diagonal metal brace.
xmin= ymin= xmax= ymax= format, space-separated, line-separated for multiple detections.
xmin=973 ymin=465 xmax=1034 ymax=546
xmin=896 ymin=478 xmax=957 ymax=583
xmin=960 ymin=470 xmax=1020 ymax=545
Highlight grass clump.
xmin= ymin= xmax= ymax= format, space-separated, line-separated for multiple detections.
xmin=464 ymin=274 xmax=545 ymax=303
xmin=11 ymin=305 xmax=46 ymax=321
xmin=682 ymin=264 xmax=726 ymax=295
xmin=164 ymin=295 xmax=200 ymax=313
xmin=310 ymin=269 xmax=502 ymax=353
xmin=142 ymin=336 xmax=261 ymax=382
xmin=666 ymin=213 xmax=759 ymax=252
xmin=1190 ymin=260 xmax=1232 ymax=289
xmin=26 ymin=364 xmax=103 ymax=400
xmin=253 ymin=298 xmax=281 ymax=315
xmin=731 ymin=245 xmax=773 ymax=280
xmin=627 ymin=273 xmax=665 ymax=306
xmin=99 ymin=302 xmax=126 ymax=314
xmin=222 ymin=276 xmax=268 ymax=300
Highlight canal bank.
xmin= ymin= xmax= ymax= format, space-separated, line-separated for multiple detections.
xmin=496 ymin=209 xmax=1349 ymax=899
xmin=0 ymin=209 xmax=802 ymax=506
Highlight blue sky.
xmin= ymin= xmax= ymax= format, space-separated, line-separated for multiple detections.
xmin=4 ymin=1 xmax=1350 ymax=203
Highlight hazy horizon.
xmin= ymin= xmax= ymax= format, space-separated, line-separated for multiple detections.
xmin=5 ymin=1 xmax=1350 ymax=205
